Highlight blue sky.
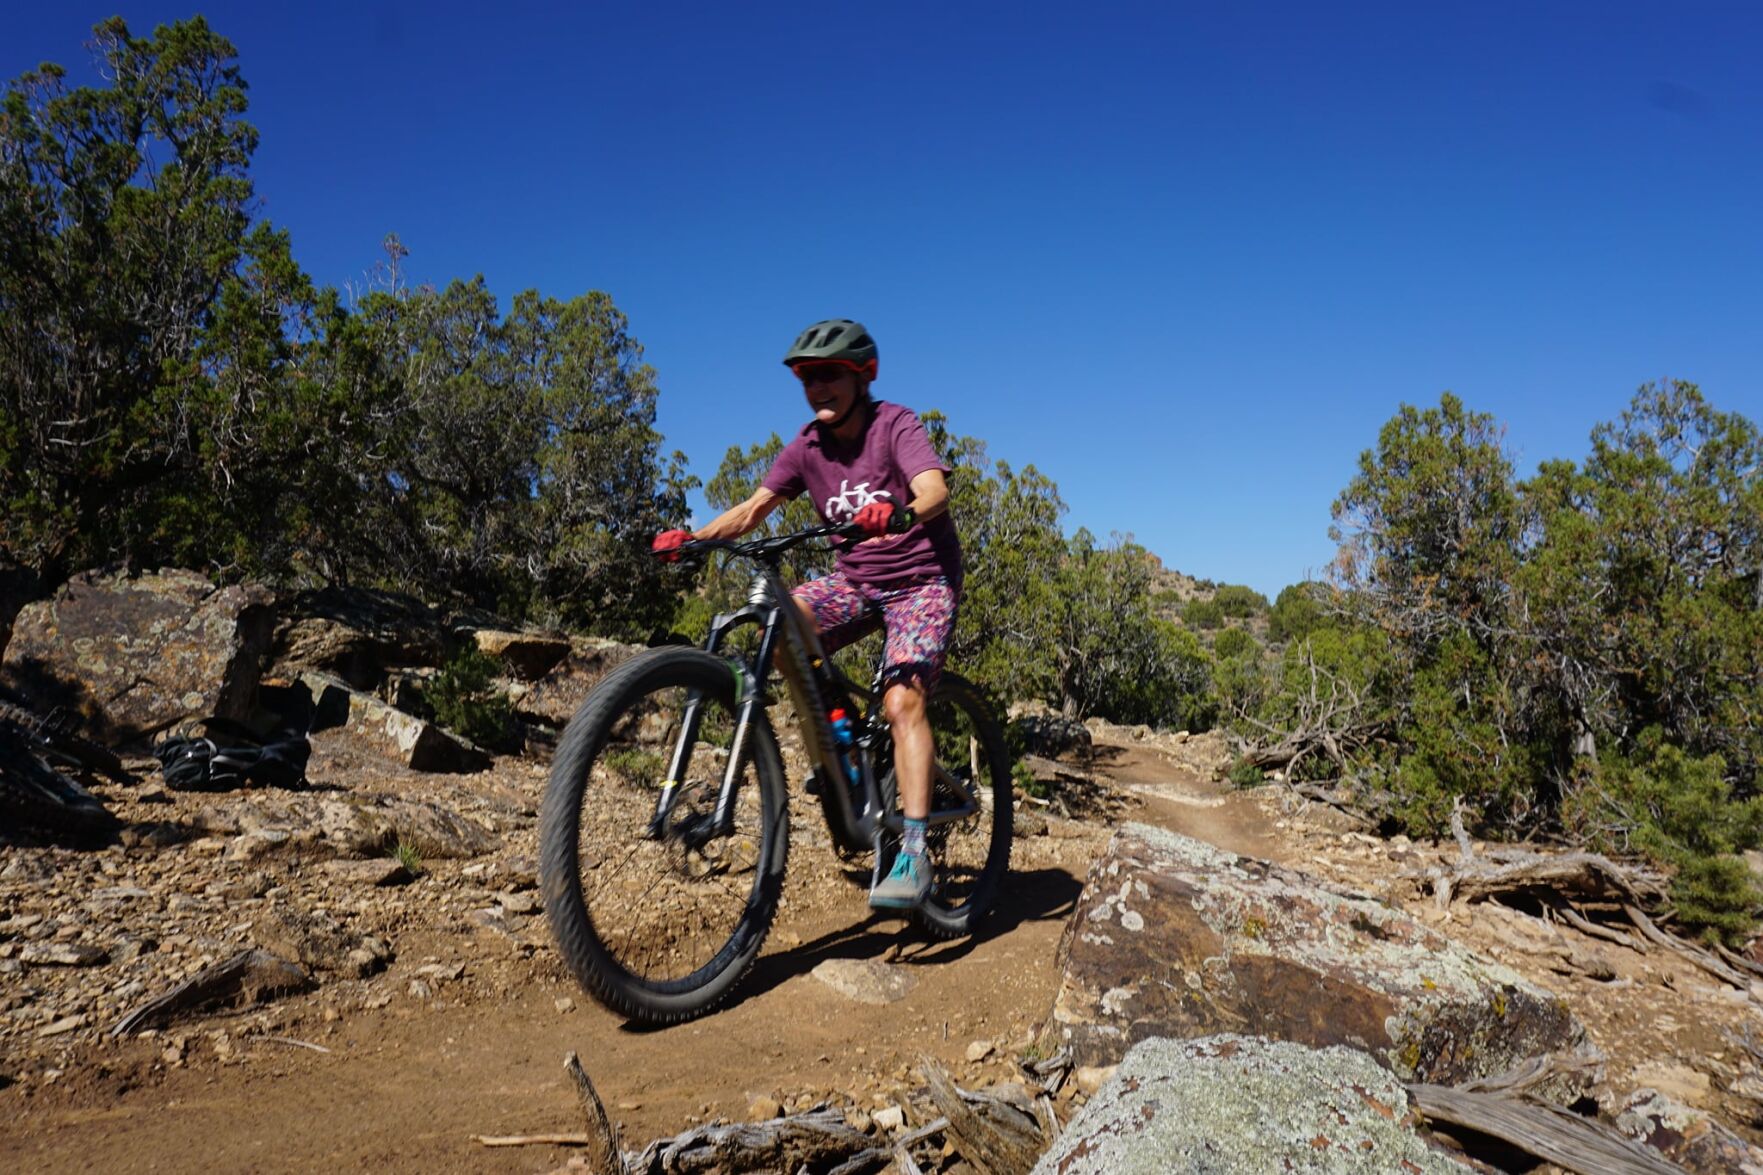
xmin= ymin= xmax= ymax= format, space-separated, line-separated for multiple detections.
xmin=8 ymin=2 xmax=1760 ymax=597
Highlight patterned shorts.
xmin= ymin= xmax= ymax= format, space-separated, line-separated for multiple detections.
xmin=792 ymin=572 xmax=960 ymax=694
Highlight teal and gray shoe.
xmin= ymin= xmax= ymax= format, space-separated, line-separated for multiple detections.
xmin=870 ymin=852 xmax=931 ymax=909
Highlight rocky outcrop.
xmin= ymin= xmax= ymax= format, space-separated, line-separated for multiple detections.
xmin=1050 ymin=824 xmax=1585 ymax=1094
xmin=2 ymin=569 xmax=274 ymax=744
xmin=270 ymin=587 xmax=446 ymax=690
xmin=302 ymin=673 xmax=491 ymax=773
xmin=222 ymin=792 xmax=499 ymax=862
xmin=1615 ymin=1088 xmax=1763 ymax=1173
xmin=472 ymin=629 xmax=571 ymax=681
xmin=508 ymin=636 xmax=639 ymax=727
xmin=1033 ymin=1035 xmax=1473 ymax=1174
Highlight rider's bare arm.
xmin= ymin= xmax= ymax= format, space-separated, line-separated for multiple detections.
xmin=694 ymin=487 xmax=785 ymax=541
xmin=905 ymin=469 xmax=949 ymax=524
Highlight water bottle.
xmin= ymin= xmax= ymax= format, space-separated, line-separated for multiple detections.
xmin=829 ymin=708 xmax=860 ymax=790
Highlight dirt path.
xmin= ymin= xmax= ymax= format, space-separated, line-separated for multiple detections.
xmin=1 ymin=747 xmax=1158 ymax=1174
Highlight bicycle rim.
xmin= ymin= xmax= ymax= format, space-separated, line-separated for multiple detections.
xmin=916 ymin=674 xmax=1012 ymax=937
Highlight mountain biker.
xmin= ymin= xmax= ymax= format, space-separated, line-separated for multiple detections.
xmin=653 ymin=319 xmax=962 ymax=910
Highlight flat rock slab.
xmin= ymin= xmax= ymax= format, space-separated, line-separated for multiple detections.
xmin=810 ymin=958 xmax=918 ymax=1005
xmin=508 ymin=637 xmax=639 ymax=727
xmin=3 ymin=569 xmax=273 ymax=743
xmin=1033 ymin=1035 xmax=1473 ymax=1174
xmin=226 ymin=793 xmax=498 ymax=862
xmin=302 ymin=672 xmax=490 ymax=773
xmin=1051 ymin=823 xmax=1585 ymax=1092
xmin=473 ymin=629 xmax=571 ymax=681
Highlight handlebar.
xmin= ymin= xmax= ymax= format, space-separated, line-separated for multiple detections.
xmin=660 ymin=521 xmax=866 ymax=566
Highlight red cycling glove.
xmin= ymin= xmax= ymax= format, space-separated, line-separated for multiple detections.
xmin=651 ymin=529 xmax=693 ymax=562
xmin=852 ymin=502 xmax=916 ymax=536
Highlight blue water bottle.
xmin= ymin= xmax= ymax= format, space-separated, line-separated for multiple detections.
xmin=829 ymin=708 xmax=860 ymax=789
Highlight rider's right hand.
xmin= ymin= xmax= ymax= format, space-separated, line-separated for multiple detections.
xmin=652 ymin=529 xmax=694 ymax=562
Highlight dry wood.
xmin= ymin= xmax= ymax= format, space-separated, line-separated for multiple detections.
xmin=625 ymin=1103 xmax=870 ymax=1174
xmin=474 ymin=1133 xmax=596 ymax=1147
xmin=261 ymin=1035 xmax=331 ymax=1054
xmin=1457 ymin=1045 xmax=1604 ymax=1098
xmin=1446 ymin=852 xmax=1665 ymax=906
xmin=1408 ymin=1084 xmax=1681 ymax=1175
xmin=1623 ymin=905 xmax=1749 ymax=989
xmin=891 ymin=1144 xmax=926 ymax=1175
xmin=920 ymin=1057 xmax=1052 ymax=1175
xmin=1714 ymin=940 xmax=1763 ymax=980
xmin=1552 ymin=903 xmax=1641 ymax=951
xmin=110 ymin=948 xmax=313 ymax=1037
xmin=564 ymin=1051 xmax=626 ymax=1175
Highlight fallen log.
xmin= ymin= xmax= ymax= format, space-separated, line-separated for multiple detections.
xmin=625 ymin=1103 xmax=872 ymax=1174
xmin=920 ymin=1057 xmax=1053 ymax=1175
xmin=1623 ymin=904 xmax=1750 ymax=990
xmin=110 ymin=949 xmax=313 ymax=1036
xmin=1408 ymin=1084 xmax=1681 ymax=1175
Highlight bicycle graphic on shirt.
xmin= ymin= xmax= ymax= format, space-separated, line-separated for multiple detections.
xmin=539 ymin=522 xmax=1012 ymax=1024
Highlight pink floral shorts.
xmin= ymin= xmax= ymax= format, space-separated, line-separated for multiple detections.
xmin=792 ymin=572 xmax=959 ymax=693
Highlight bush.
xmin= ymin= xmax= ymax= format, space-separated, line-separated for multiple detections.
xmin=1564 ymin=739 xmax=1763 ymax=944
xmin=1212 ymin=627 xmax=1258 ymax=660
xmin=424 ymin=646 xmax=516 ymax=750
xmin=1213 ymin=584 xmax=1268 ymax=618
xmin=1012 ymin=759 xmax=1050 ymax=800
xmin=1227 ymin=759 xmax=1265 ymax=788
xmin=602 ymin=746 xmax=665 ymax=787
xmin=1268 ymin=582 xmax=1328 ymax=643
xmin=1182 ymin=599 xmax=1223 ymax=630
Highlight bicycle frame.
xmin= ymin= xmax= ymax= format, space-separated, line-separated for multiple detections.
xmin=647 ymin=527 xmax=983 ymax=858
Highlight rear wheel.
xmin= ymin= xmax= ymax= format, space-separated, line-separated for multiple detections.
xmin=539 ymin=648 xmax=788 ymax=1023
xmin=0 ymin=720 xmax=121 ymax=841
xmin=892 ymin=672 xmax=1012 ymax=939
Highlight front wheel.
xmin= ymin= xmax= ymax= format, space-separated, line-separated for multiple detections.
xmin=539 ymin=647 xmax=788 ymax=1023
xmin=911 ymin=672 xmax=1013 ymax=939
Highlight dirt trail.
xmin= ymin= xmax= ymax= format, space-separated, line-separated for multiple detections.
xmin=7 ymin=733 xmax=1759 ymax=1172
xmin=1 ymin=747 xmax=1169 ymax=1174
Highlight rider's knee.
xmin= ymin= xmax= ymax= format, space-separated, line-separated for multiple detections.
xmin=883 ymin=680 xmax=927 ymax=727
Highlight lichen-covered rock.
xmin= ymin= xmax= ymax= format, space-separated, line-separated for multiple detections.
xmin=1051 ymin=824 xmax=1585 ymax=1095
xmin=1032 ymin=1035 xmax=1473 ymax=1174
xmin=270 ymin=587 xmax=445 ymax=689
xmin=228 ymin=793 xmax=498 ymax=861
xmin=1614 ymin=1088 xmax=1763 ymax=1174
xmin=2 ymin=569 xmax=273 ymax=744
xmin=472 ymin=629 xmax=571 ymax=681
xmin=302 ymin=672 xmax=491 ymax=773
xmin=509 ymin=637 xmax=639 ymax=727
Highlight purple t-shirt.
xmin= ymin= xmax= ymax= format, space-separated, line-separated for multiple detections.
xmin=762 ymin=401 xmax=963 ymax=587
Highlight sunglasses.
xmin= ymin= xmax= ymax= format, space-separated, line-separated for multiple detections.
xmin=795 ymin=363 xmax=854 ymax=386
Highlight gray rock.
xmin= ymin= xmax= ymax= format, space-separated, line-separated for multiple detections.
xmin=1051 ymin=824 xmax=1586 ymax=1097
xmin=269 ymin=587 xmax=445 ymax=690
xmin=19 ymin=942 xmax=107 ymax=967
xmin=301 ymin=672 xmax=491 ymax=773
xmin=472 ymin=629 xmax=571 ymax=681
xmin=320 ymin=859 xmax=413 ymax=887
xmin=509 ymin=637 xmax=639 ymax=727
xmin=810 ymin=958 xmax=918 ymax=1005
xmin=1614 ymin=1087 xmax=1763 ymax=1173
xmin=2 ymin=569 xmax=273 ymax=744
xmin=1033 ymin=1035 xmax=1473 ymax=1175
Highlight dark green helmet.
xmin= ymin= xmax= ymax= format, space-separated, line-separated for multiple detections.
xmin=782 ymin=319 xmax=879 ymax=377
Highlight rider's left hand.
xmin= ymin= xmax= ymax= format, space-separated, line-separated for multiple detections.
xmin=852 ymin=501 xmax=896 ymax=536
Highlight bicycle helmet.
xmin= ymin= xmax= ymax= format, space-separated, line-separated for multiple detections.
xmin=782 ymin=319 xmax=879 ymax=378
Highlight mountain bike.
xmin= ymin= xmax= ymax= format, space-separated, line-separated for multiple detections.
xmin=0 ymin=697 xmax=125 ymax=839
xmin=540 ymin=523 xmax=1012 ymax=1023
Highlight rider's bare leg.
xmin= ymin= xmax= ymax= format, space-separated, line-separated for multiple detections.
xmin=883 ymin=681 xmax=932 ymax=822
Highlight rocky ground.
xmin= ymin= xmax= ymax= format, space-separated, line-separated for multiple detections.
xmin=2 ymin=719 xmax=1760 ymax=1173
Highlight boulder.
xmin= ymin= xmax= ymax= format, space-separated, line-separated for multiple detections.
xmin=1050 ymin=824 xmax=1585 ymax=1095
xmin=1614 ymin=1088 xmax=1763 ymax=1174
xmin=270 ymin=587 xmax=446 ymax=689
xmin=472 ymin=629 xmax=571 ymax=681
xmin=229 ymin=793 xmax=498 ymax=861
xmin=2 ymin=569 xmax=274 ymax=744
xmin=510 ymin=637 xmax=640 ymax=727
xmin=1033 ymin=1035 xmax=1473 ymax=1175
xmin=302 ymin=672 xmax=491 ymax=773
